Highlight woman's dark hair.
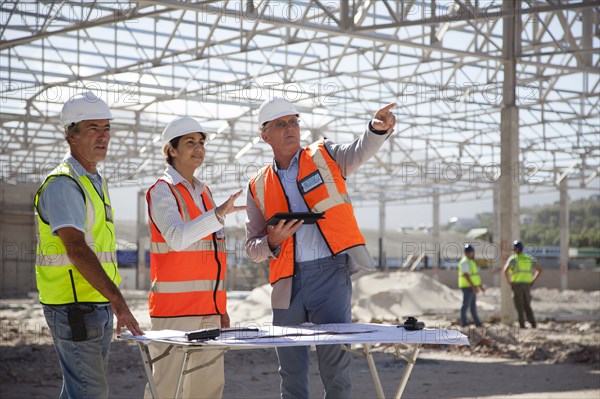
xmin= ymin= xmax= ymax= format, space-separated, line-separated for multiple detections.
xmin=165 ymin=136 xmax=182 ymax=165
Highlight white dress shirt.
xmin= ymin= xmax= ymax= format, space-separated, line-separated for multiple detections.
xmin=148 ymin=165 xmax=224 ymax=251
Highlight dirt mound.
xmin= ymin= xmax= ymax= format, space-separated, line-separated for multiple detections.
xmin=352 ymin=271 xmax=493 ymax=322
xmin=442 ymin=320 xmax=600 ymax=365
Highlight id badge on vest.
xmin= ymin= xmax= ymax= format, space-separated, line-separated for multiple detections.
xmin=298 ymin=170 xmax=324 ymax=194
xmin=104 ymin=203 xmax=114 ymax=224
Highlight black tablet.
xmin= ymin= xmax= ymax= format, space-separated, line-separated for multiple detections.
xmin=265 ymin=212 xmax=325 ymax=226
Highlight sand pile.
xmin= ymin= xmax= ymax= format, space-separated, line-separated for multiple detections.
xmin=229 ymin=271 xmax=498 ymax=325
xmin=353 ymin=271 xmax=468 ymax=322
xmin=228 ymin=284 xmax=273 ymax=325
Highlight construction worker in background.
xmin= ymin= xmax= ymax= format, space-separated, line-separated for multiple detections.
xmin=246 ymin=96 xmax=396 ymax=399
xmin=144 ymin=116 xmax=245 ymax=399
xmin=34 ymin=92 xmax=143 ymax=399
xmin=458 ymin=244 xmax=484 ymax=327
xmin=503 ymin=240 xmax=544 ymax=328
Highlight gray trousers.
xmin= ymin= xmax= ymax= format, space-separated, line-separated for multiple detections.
xmin=512 ymin=283 xmax=537 ymax=327
xmin=273 ymin=254 xmax=353 ymax=399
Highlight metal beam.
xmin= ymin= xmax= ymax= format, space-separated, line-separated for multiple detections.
xmin=0 ymin=3 xmax=167 ymax=50
xmin=499 ymin=0 xmax=520 ymax=324
xmin=559 ymin=177 xmax=569 ymax=291
xmin=143 ymin=0 xmax=506 ymax=62
xmin=353 ymin=0 xmax=600 ymax=31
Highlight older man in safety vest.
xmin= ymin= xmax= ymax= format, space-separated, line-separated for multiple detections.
xmin=245 ymin=96 xmax=396 ymax=398
xmin=35 ymin=92 xmax=143 ymax=398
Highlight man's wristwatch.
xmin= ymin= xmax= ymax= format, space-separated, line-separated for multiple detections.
xmin=369 ymin=120 xmax=388 ymax=135
xmin=269 ymin=245 xmax=281 ymax=259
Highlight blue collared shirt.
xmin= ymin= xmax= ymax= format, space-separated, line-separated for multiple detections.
xmin=38 ymin=154 xmax=104 ymax=235
xmin=274 ymin=150 xmax=332 ymax=262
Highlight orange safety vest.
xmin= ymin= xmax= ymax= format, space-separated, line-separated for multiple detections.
xmin=249 ymin=140 xmax=365 ymax=284
xmin=146 ymin=180 xmax=226 ymax=317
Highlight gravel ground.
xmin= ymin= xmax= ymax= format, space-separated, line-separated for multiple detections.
xmin=1 ymin=287 xmax=599 ymax=399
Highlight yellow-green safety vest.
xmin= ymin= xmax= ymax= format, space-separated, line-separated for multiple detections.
xmin=457 ymin=256 xmax=481 ymax=288
xmin=507 ymin=253 xmax=535 ymax=284
xmin=34 ymin=162 xmax=120 ymax=305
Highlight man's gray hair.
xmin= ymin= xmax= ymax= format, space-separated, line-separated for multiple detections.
xmin=65 ymin=122 xmax=81 ymax=141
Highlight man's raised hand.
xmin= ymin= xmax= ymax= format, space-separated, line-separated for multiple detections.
xmin=372 ymin=102 xmax=397 ymax=132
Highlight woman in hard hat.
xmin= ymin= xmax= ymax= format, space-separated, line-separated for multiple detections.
xmin=144 ymin=116 xmax=245 ymax=399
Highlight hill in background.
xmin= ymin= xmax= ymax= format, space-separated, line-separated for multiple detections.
xmin=455 ymin=195 xmax=599 ymax=247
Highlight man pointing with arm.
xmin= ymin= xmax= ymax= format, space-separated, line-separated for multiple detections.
xmin=246 ymin=97 xmax=396 ymax=398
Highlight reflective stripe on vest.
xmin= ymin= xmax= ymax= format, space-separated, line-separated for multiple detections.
xmin=253 ymin=167 xmax=267 ymax=216
xmin=146 ymin=179 xmax=226 ymax=317
xmin=308 ymin=145 xmax=352 ymax=212
xmin=150 ymin=240 xmax=226 ymax=254
xmin=34 ymin=162 xmax=120 ymax=305
xmin=36 ymin=251 xmax=117 ymax=266
xmin=457 ymin=257 xmax=481 ymax=288
xmin=509 ymin=254 xmax=534 ymax=283
xmin=249 ymin=140 xmax=366 ymax=285
xmin=150 ymin=279 xmax=219 ymax=293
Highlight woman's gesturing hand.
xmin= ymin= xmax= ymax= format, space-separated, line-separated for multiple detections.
xmin=215 ymin=190 xmax=246 ymax=220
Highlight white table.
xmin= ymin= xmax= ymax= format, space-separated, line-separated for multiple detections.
xmin=121 ymin=323 xmax=469 ymax=399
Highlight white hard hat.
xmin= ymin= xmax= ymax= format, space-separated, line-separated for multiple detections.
xmin=161 ymin=116 xmax=205 ymax=147
xmin=61 ymin=92 xmax=112 ymax=128
xmin=257 ymin=97 xmax=299 ymax=127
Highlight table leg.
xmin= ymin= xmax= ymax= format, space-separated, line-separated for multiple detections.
xmin=174 ymin=350 xmax=191 ymax=399
xmin=394 ymin=344 xmax=421 ymax=399
xmin=364 ymin=344 xmax=386 ymax=399
xmin=138 ymin=342 xmax=159 ymax=399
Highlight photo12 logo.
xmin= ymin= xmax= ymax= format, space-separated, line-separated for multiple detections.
xmin=197 ymin=81 xmax=340 ymax=106
xmin=1 ymin=2 xmax=139 ymax=26
xmin=1 ymin=82 xmax=140 ymax=105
